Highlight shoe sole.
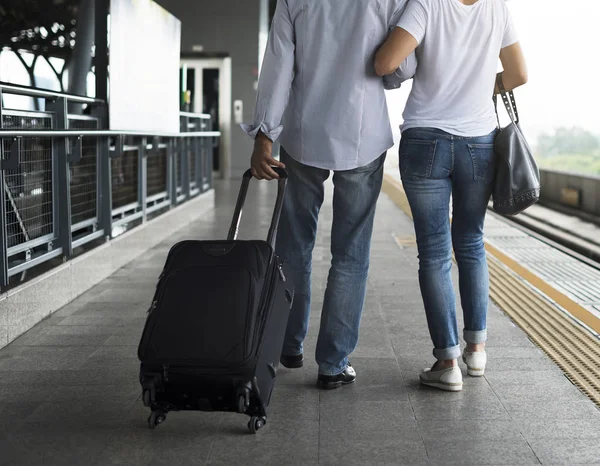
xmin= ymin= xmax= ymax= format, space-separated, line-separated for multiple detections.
xmin=317 ymin=378 xmax=356 ymax=390
xmin=420 ymin=379 xmax=463 ymax=392
xmin=280 ymin=359 xmax=304 ymax=369
xmin=462 ymin=356 xmax=485 ymax=377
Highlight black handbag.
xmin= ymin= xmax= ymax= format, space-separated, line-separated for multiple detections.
xmin=492 ymin=75 xmax=541 ymax=216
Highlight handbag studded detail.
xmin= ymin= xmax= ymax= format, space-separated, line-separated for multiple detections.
xmin=492 ymin=75 xmax=541 ymax=216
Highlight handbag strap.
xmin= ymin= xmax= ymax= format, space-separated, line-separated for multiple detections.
xmin=493 ymin=73 xmax=520 ymax=127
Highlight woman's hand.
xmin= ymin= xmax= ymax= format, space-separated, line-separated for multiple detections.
xmin=375 ymin=28 xmax=419 ymax=77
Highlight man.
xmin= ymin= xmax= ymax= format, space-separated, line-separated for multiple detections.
xmin=242 ymin=0 xmax=416 ymax=389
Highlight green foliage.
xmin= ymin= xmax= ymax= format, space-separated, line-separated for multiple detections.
xmin=534 ymin=127 xmax=600 ymax=175
xmin=537 ymin=154 xmax=600 ymax=175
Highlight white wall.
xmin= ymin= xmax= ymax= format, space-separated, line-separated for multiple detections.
xmin=109 ymin=0 xmax=181 ymax=133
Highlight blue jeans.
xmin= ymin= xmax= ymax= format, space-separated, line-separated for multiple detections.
xmin=399 ymin=128 xmax=497 ymax=361
xmin=276 ymin=149 xmax=385 ymax=376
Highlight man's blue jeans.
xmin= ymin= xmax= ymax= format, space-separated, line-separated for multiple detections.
xmin=399 ymin=128 xmax=497 ymax=361
xmin=276 ymin=149 xmax=385 ymax=376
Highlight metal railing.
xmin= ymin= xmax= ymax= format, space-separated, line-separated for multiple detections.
xmin=0 ymin=84 xmax=220 ymax=288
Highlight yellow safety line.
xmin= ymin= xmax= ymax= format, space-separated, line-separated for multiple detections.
xmin=484 ymin=241 xmax=600 ymax=333
xmin=382 ymin=173 xmax=600 ymax=408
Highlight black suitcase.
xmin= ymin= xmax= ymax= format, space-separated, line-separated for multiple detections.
xmin=137 ymin=168 xmax=293 ymax=434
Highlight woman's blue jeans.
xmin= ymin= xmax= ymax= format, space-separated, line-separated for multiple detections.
xmin=400 ymin=127 xmax=497 ymax=361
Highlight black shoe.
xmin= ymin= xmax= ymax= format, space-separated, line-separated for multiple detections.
xmin=280 ymin=353 xmax=304 ymax=369
xmin=317 ymin=363 xmax=356 ymax=390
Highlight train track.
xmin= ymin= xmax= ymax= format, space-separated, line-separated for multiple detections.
xmin=497 ymin=209 xmax=600 ymax=265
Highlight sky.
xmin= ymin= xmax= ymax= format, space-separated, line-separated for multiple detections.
xmin=386 ymin=0 xmax=600 ymax=144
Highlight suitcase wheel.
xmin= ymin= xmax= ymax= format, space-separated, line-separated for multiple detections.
xmin=237 ymin=395 xmax=246 ymax=414
xmin=248 ymin=416 xmax=267 ymax=434
xmin=236 ymin=387 xmax=251 ymax=414
xmin=142 ymin=389 xmax=152 ymax=408
xmin=148 ymin=410 xmax=167 ymax=429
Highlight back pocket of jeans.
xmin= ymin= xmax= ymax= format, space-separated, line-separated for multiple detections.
xmin=399 ymin=140 xmax=437 ymax=179
xmin=467 ymin=143 xmax=496 ymax=183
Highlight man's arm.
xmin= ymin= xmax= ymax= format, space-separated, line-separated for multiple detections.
xmin=242 ymin=0 xmax=295 ymax=180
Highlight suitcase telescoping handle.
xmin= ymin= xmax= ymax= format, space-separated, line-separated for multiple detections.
xmin=227 ymin=168 xmax=288 ymax=252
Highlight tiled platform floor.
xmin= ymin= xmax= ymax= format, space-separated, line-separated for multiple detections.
xmin=0 ymin=180 xmax=599 ymax=465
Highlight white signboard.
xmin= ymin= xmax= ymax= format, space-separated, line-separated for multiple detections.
xmin=109 ymin=0 xmax=181 ymax=133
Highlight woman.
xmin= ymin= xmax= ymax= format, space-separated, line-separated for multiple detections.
xmin=375 ymin=0 xmax=528 ymax=391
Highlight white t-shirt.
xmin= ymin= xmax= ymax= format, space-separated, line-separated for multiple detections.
xmin=397 ymin=0 xmax=519 ymax=137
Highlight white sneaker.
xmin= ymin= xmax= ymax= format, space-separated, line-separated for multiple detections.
xmin=462 ymin=351 xmax=487 ymax=377
xmin=419 ymin=366 xmax=463 ymax=392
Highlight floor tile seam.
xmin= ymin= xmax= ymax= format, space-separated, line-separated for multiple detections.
xmin=91 ymin=396 xmax=141 ymax=463
xmin=386 ymin=301 xmax=429 ymax=460
xmin=412 ymin=414 xmax=434 ymax=464
xmin=204 ymin=432 xmax=215 ymax=466
xmin=372 ymin=210 xmax=425 ymax=438
xmin=317 ymin=389 xmax=322 ymax=465
xmin=373 ymin=277 xmax=399 ymax=361
xmin=56 ymin=320 xmax=142 ymax=325
xmin=520 ymin=433 xmax=544 ymax=465
xmin=10 ymin=343 xmax=114 ymax=348
xmin=205 ymin=413 xmax=227 ymax=464
xmin=485 ymin=381 xmax=543 ymax=465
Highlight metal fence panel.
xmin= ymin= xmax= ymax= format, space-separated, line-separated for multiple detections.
xmin=0 ymin=93 xmax=217 ymax=289
xmin=147 ymin=147 xmax=168 ymax=198
xmin=202 ymin=137 xmax=212 ymax=192
xmin=112 ymin=148 xmax=139 ymax=211
xmin=2 ymin=113 xmax=54 ymax=249
xmin=173 ymin=143 xmax=183 ymax=199
xmin=189 ymin=139 xmax=197 ymax=191
xmin=68 ymin=117 xmax=99 ymax=228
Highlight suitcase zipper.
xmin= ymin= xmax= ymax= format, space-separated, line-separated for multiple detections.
xmin=278 ymin=262 xmax=286 ymax=282
xmin=249 ymin=259 xmax=281 ymax=359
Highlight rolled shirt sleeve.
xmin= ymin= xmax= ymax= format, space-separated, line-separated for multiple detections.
xmin=241 ymin=0 xmax=295 ymax=141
